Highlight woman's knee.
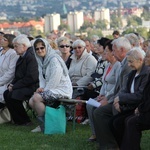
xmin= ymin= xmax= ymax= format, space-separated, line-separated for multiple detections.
xmin=32 ymin=93 xmax=44 ymax=104
xmin=29 ymin=97 xmax=34 ymax=107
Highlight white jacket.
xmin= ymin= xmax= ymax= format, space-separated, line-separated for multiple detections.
xmin=69 ymin=50 xmax=97 ymax=86
xmin=0 ymin=49 xmax=19 ymax=103
xmin=39 ymin=57 xmax=73 ymax=99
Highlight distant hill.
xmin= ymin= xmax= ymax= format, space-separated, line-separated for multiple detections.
xmin=0 ymin=0 xmax=148 ymax=19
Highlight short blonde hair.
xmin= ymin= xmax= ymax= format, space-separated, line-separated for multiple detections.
xmin=57 ymin=36 xmax=71 ymax=46
xmin=49 ymin=40 xmax=58 ymax=50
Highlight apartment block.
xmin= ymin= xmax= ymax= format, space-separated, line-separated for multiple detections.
xmin=67 ymin=11 xmax=84 ymax=33
xmin=94 ymin=8 xmax=110 ymax=29
xmin=44 ymin=13 xmax=60 ymax=33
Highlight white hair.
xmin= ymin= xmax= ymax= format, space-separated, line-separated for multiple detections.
xmin=126 ymin=47 xmax=146 ymax=60
xmin=13 ymin=34 xmax=31 ymax=48
xmin=112 ymin=36 xmax=132 ymax=52
xmin=72 ymin=39 xmax=86 ymax=48
xmin=13 ymin=30 xmax=21 ymax=36
xmin=124 ymin=33 xmax=140 ymax=47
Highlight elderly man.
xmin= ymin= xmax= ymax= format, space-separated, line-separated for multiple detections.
xmin=3 ymin=34 xmax=39 ymax=125
xmin=93 ymin=37 xmax=132 ymax=150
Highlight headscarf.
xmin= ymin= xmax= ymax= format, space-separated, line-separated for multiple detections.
xmin=32 ymin=38 xmax=68 ymax=76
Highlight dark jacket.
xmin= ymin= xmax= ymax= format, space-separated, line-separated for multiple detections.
xmin=138 ymin=74 xmax=150 ymax=125
xmin=11 ymin=47 xmax=39 ymax=100
xmin=108 ymin=57 xmax=132 ymax=103
xmin=119 ymin=65 xmax=150 ymax=112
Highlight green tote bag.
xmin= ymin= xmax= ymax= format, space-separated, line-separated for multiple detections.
xmin=44 ymin=105 xmax=66 ymax=135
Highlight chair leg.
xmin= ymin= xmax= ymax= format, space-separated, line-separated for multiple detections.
xmin=24 ymin=100 xmax=36 ymax=119
xmin=31 ymin=109 xmax=36 ymax=119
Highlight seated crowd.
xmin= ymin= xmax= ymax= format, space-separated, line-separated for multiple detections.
xmin=0 ymin=30 xmax=150 ymax=150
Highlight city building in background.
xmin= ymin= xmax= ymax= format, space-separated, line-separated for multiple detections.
xmin=94 ymin=8 xmax=110 ymax=29
xmin=67 ymin=11 xmax=84 ymax=33
xmin=44 ymin=13 xmax=60 ymax=34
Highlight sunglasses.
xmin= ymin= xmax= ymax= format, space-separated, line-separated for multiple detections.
xmin=35 ymin=47 xmax=45 ymax=51
xmin=73 ymin=46 xmax=82 ymax=50
xmin=59 ymin=45 xmax=70 ymax=48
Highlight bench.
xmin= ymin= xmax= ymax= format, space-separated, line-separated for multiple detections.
xmin=25 ymin=98 xmax=86 ymax=131
xmin=58 ymin=99 xmax=86 ymax=130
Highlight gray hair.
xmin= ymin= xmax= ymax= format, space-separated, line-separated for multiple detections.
xmin=72 ymin=39 xmax=86 ymax=48
xmin=91 ymin=35 xmax=99 ymax=41
xmin=13 ymin=30 xmax=21 ymax=36
xmin=13 ymin=34 xmax=31 ymax=48
xmin=126 ymin=47 xmax=145 ymax=60
xmin=112 ymin=36 xmax=131 ymax=52
xmin=124 ymin=33 xmax=140 ymax=47
xmin=57 ymin=36 xmax=71 ymax=46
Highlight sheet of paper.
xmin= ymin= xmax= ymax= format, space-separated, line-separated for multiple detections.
xmin=86 ymin=98 xmax=101 ymax=107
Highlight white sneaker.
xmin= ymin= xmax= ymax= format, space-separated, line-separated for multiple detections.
xmin=31 ymin=126 xmax=41 ymax=133
xmin=81 ymin=119 xmax=89 ymax=125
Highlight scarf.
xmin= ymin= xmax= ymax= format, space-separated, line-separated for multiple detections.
xmin=32 ymin=38 xmax=68 ymax=76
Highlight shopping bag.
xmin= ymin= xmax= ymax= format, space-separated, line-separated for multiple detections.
xmin=44 ymin=105 xmax=66 ymax=135
xmin=0 ymin=107 xmax=11 ymax=124
xmin=75 ymin=96 xmax=86 ymax=123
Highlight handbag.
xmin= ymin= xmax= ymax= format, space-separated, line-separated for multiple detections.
xmin=75 ymin=96 xmax=86 ymax=123
xmin=0 ymin=107 xmax=11 ymax=124
xmin=91 ymin=72 xmax=103 ymax=79
xmin=44 ymin=105 xmax=66 ymax=135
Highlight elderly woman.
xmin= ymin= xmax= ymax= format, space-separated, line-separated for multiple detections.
xmin=0 ymin=34 xmax=19 ymax=109
xmin=87 ymin=40 xmax=121 ymax=141
xmin=69 ymin=39 xmax=97 ymax=98
xmin=29 ymin=38 xmax=72 ymax=132
xmin=120 ymin=48 xmax=150 ymax=150
xmin=110 ymin=47 xmax=150 ymax=148
xmin=57 ymin=36 xmax=72 ymax=69
xmin=3 ymin=34 xmax=39 ymax=125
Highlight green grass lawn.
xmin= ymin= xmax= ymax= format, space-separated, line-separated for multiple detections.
xmin=0 ymin=118 xmax=149 ymax=150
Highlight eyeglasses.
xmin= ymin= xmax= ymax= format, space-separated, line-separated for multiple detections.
xmin=59 ymin=45 xmax=70 ymax=48
xmin=35 ymin=47 xmax=45 ymax=51
xmin=73 ymin=46 xmax=82 ymax=50
xmin=128 ymin=60 xmax=135 ymax=64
